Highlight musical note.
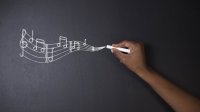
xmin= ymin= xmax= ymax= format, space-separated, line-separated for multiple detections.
xmin=48 ymin=48 xmax=54 ymax=62
xmin=19 ymin=29 xmax=103 ymax=63
xmin=44 ymin=44 xmax=54 ymax=63
xmin=72 ymin=41 xmax=75 ymax=49
xmin=57 ymin=36 xmax=68 ymax=48
xmin=33 ymin=38 xmax=45 ymax=52
xmin=69 ymin=41 xmax=76 ymax=52
xmin=74 ymin=41 xmax=80 ymax=50
xmin=83 ymin=39 xmax=86 ymax=46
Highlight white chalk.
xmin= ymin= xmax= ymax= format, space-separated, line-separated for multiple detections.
xmin=106 ymin=45 xmax=130 ymax=53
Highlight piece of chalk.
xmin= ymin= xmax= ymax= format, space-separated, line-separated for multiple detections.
xmin=106 ymin=45 xmax=130 ymax=53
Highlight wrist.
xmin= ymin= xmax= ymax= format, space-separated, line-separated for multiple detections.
xmin=134 ymin=66 xmax=152 ymax=77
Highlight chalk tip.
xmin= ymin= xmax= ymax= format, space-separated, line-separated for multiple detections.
xmin=106 ymin=45 xmax=112 ymax=49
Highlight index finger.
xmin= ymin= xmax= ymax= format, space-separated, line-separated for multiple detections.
xmin=112 ymin=40 xmax=136 ymax=48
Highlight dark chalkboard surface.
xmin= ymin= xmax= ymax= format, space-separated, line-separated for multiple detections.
xmin=0 ymin=0 xmax=199 ymax=112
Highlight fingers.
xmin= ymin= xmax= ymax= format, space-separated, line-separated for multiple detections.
xmin=112 ymin=48 xmax=127 ymax=63
xmin=112 ymin=40 xmax=137 ymax=54
xmin=111 ymin=40 xmax=147 ymax=73
xmin=112 ymin=40 xmax=134 ymax=48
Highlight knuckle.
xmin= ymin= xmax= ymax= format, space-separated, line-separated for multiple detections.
xmin=123 ymin=40 xmax=129 ymax=43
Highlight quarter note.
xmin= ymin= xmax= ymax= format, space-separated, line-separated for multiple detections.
xmin=45 ymin=44 xmax=54 ymax=63
xmin=83 ymin=39 xmax=87 ymax=46
xmin=48 ymin=48 xmax=54 ymax=62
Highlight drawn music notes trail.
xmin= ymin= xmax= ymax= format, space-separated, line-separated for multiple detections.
xmin=19 ymin=29 xmax=105 ymax=63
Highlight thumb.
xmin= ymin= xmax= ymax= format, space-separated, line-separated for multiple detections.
xmin=112 ymin=48 xmax=127 ymax=62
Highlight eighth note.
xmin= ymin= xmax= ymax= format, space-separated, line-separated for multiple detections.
xmin=19 ymin=29 xmax=106 ymax=63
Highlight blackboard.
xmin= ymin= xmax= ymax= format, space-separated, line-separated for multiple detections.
xmin=0 ymin=0 xmax=199 ymax=112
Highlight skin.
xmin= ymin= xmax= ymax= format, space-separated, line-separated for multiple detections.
xmin=112 ymin=40 xmax=200 ymax=112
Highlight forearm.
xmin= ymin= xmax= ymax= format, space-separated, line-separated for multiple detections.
xmin=112 ymin=40 xmax=200 ymax=111
xmin=135 ymin=68 xmax=200 ymax=112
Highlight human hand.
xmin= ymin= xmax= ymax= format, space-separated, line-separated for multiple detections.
xmin=112 ymin=40 xmax=148 ymax=74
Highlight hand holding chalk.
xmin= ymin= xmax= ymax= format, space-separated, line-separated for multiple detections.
xmin=106 ymin=45 xmax=130 ymax=53
xmin=112 ymin=40 xmax=148 ymax=74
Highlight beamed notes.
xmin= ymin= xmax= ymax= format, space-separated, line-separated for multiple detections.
xmin=19 ymin=29 xmax=99 ymax=63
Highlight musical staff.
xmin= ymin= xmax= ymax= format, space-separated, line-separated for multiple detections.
xmin=19 ymin=29 xmax=102 ymax=63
